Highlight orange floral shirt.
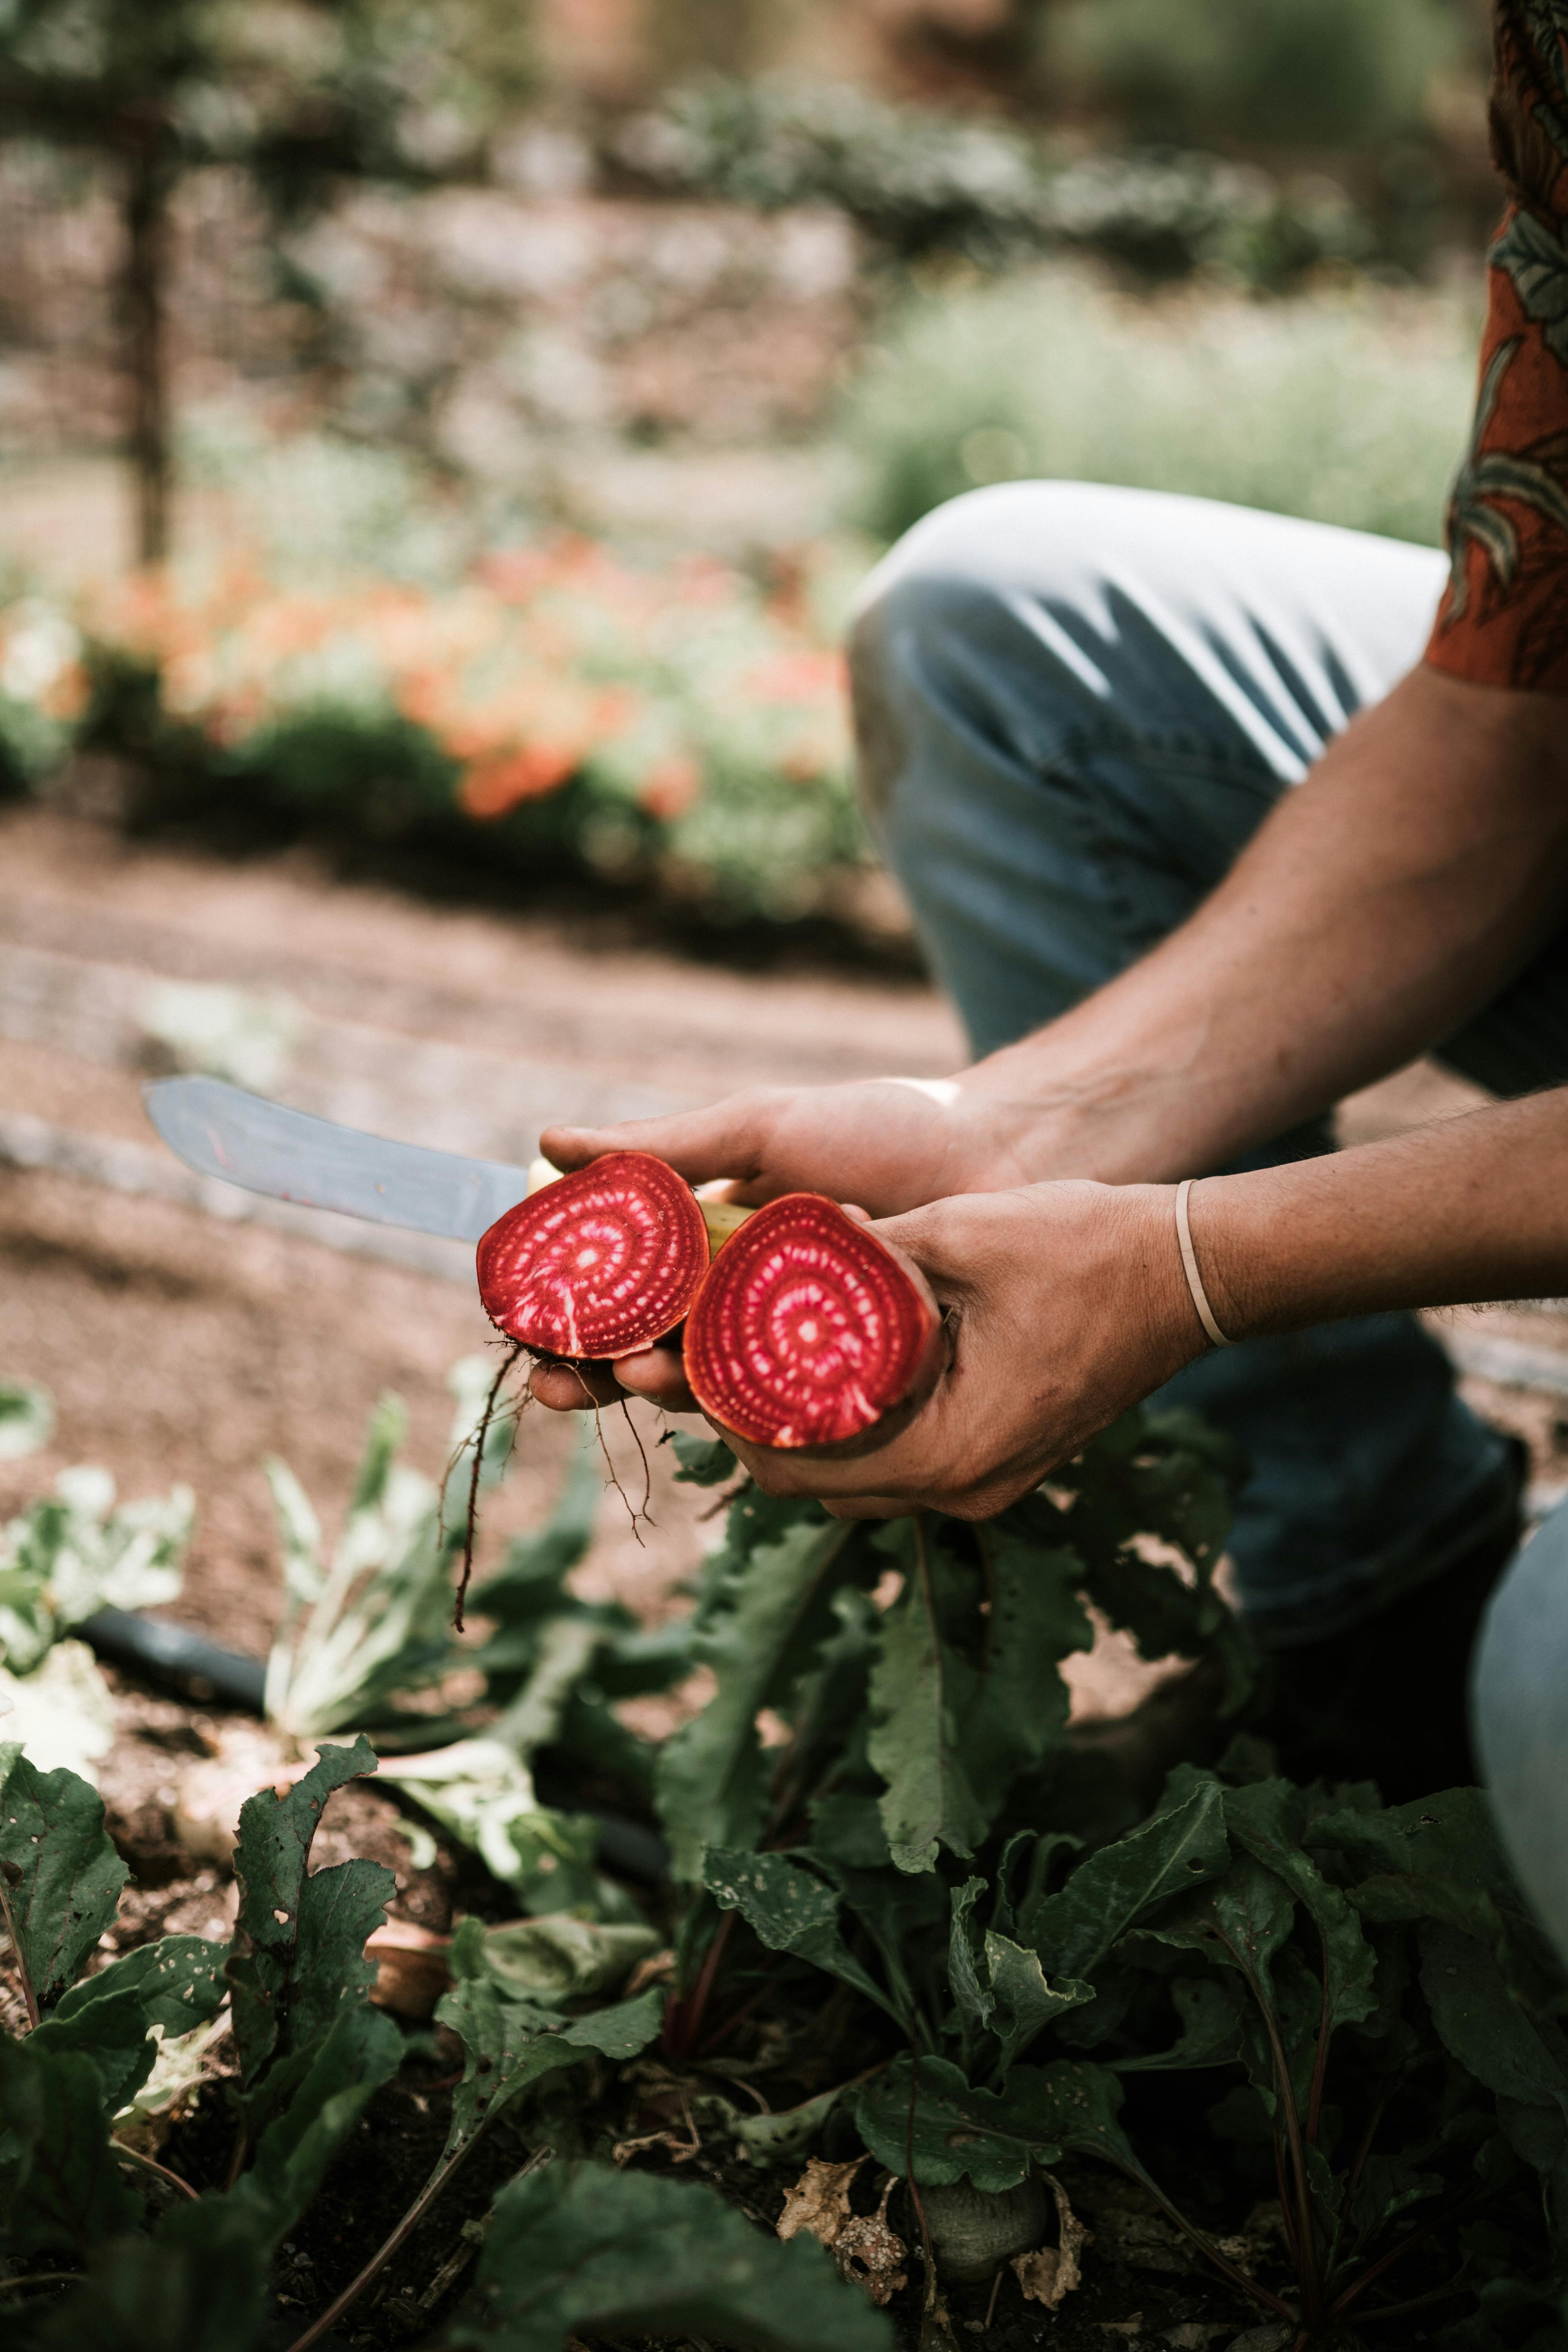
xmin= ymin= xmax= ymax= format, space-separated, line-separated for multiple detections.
xmin=1425 ymin=1 xmax=1568 ymax=691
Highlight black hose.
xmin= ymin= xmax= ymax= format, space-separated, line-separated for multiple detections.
xmin=76 ymin=1606 xmax=268 ymax=1710
xmin=74 ymin=1608 xmax=670 ymax=1885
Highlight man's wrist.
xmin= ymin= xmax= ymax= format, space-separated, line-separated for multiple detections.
xmin=1103 ymin=1182 xmax=1216 ymax=1373
xmin=956 ymin=1049 xmax=1215 ymax=1189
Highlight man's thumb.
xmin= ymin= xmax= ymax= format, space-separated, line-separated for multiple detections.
xmin=540 ymin=1099 xmax=766 ymax=1186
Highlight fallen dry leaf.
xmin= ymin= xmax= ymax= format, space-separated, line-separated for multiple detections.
xmin=1164 ymin=2326 xmax=1229 ymax=2350
xmin=1011 ymin=2170 xmax=1091 ymax=2309
xmin=173 ymin=1728 xmax=306 ymax=1864
xmin=623 ymin=1946 xmax=676 ymax=1999
xmin=1213 ymin=2200 xmax=1288 ymax=2277
xmin=1101 ymin=2316 xmax=1144 ymax=2338
xmin=1072 ymin=2173 xmax=1196 ymax=2274
xmin=1226 ymin=2326 xmax=1294 ymax=2352
xmin=777 ymin=2155 xmax=909 ymax=2307
xmin=365 ymin=1920 xmax=452 ymax=2021
xmin=777 ymin=2155 xmax=864 ymax=2243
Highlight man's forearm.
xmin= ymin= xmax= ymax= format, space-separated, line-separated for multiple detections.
xmin=959 ymin=668 xmax=1568 ymax=1185
xmin=1187 ymin=1087 xmax=1568 ymax=1340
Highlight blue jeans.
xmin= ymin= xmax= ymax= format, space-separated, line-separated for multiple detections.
xmin=1474 ymin=1511 xmax=1568 ymax=1959
xmin=848 ymin=481 xmax=1568 ymax=1644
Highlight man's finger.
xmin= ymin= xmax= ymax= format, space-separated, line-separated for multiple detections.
xmin=529 ymin=1360 xmax=624 ymax=1412
xmin=612 ymin=1346 xmax=700 ymax=1414
xmin=541 ymin=1097 xmax=769 ymax=1187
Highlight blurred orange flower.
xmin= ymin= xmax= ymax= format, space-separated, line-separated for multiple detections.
xmin=460 ymin=744 xmax=582 ymax=818
xmin=637 ymin=753 xmax=702 ymax=820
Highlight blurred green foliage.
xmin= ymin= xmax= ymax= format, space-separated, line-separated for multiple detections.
xmin=615 ymin=72 xmax=1057 ymax=260
xmin=618 ymin=74 xmax=1385 ymax=289
xmin=0 ymin=0 xmax=535 ymax=188
xmin=1040 ymin=0 xmax=1474 ymax=151
xmin=840 ymin=264 xmax=1479 ymax=548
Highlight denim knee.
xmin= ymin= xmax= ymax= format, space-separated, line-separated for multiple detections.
xmin=1472 ymin=1506 xmax=1568 ymax=1965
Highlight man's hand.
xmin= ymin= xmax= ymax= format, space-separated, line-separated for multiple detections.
xmin=534 ymin=1180 xmax=1207 ymax=1519
xmin=530 ymin=1082 xmax=1059 ymax=1432
xmin=540 ymin=1078 xmax=1038 ymax=1220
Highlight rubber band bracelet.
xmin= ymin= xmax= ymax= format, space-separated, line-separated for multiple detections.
xmin=1175 ymin=1178 xmax=1234 ymax=1349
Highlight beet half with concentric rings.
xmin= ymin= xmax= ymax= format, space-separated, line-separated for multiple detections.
xmin=684 ymin=1192 xmax=943 ymax=1453
xmin=476 ymin=1150 xmax=710 ymax=1362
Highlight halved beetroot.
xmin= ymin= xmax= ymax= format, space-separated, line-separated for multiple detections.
xmin=684 ymin=1192 xmax=943 ymax=1453
xmin=477 ymin=1150 xmax=710 ymax=1362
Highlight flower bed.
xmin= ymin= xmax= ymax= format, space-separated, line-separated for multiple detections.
xmin=4 ymin=538 xmax=867 ymax=926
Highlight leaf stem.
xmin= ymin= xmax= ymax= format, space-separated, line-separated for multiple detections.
xmin=1348 ymin=2270 xmax=1471 ymax=2323
xmin=283 ymin=2132 xmax=548 ymax=2352
xmin=1328 ymin=2197 xmax=1482 ymax=2324
xmin=114 ymin=2141 xmax=199 ymax=2201
xmin=1213 ymin=1922 xmax=1318 ymax=2324
xmin=1304 ymin=1929 xmax=1333 ymax=2149
xmin=662 ymin=1910 xmax=735 ymax=2062
xmin=0 ymin=2271 xmax=82 ymax=2296
xmin=1117 ymin=2159 xmax=1296 ymax=2322
xmin=0 ymin=1871 xmax=40 ymax=2029
xmin=1272 ymin=2131 xmax=1304 ymax=2278
xmin=902 ymin=2047 xmax=941 ymax=2323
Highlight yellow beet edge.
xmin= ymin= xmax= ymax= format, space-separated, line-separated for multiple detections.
xmin=525 ymin=1156 xmax=753 ymax=1256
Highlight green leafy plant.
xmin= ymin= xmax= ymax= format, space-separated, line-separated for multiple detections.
xmin=0 ymin=1741 xmax=227 ymax=2252
xmin=658 ymin=1406 xmax=1248 ymax=2054
xmin=8 ymin=1362 xmax=1565 ymax=2346
xmin=614 ymin=73 xmax=1059 ymax=260
xmin=0 ymin=1733 xmax=882 ymax=2350
xmin=446 ymin=2158 xmax=891 ymax=2351
xmin=262 ymin=1362 xmax=505 ymax=1748
xmin=0 ymin=1381 xmax=192 ymax=1779
xmin=251 ymin=1370 xmax=688 ymax=1917
xmin=630 ymin=1414 xmax=1568 ymax=2336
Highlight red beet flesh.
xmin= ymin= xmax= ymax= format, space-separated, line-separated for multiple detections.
xmin=684 ymin=1193 xmax=942 ymax=1452
xmin=476 ymin=1151 xmax=710 ymax=1361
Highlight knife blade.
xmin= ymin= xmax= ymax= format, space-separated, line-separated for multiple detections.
xmin=142 ymin=1075 xmax=531 ymax=1244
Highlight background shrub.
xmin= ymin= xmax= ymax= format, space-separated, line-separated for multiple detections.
xmin=1039 ymin=0 xmax=1470 ymax=150
xmin=839 ymin=263 xmax=1480 ymax=548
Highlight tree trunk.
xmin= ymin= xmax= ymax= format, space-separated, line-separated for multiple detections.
xmin=124 ymin=141 xmax=175 ymax=566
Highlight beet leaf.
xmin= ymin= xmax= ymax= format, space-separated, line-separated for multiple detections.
xmin=446 ymin=2158 xmax=892 ymax=2350
xmin=656 ymin=1507 xmax=860 ymax=1882
xmin=225 ymin=1735 xmax=393 ymax=2092
xmin=0 ymin=1744 xmax=127 ymax=2012
xmin=0 ymin=2034 xmax=140 ymax=2259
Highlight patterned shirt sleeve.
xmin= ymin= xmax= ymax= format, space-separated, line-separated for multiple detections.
xmin=1424 ymin=1 xmax=1568 ymax=691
